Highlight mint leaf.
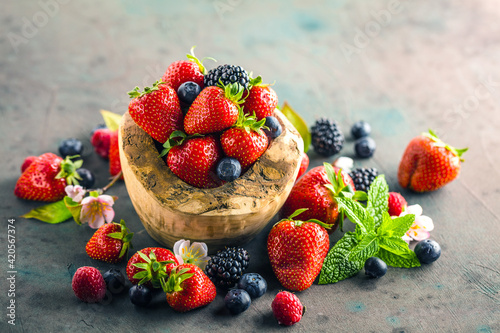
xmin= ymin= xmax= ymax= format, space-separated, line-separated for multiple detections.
xmin=376 ymin=248 xmax=421 ymax=268
xmin=319 ymin=232 xmax=364 ymax=284
xmin=336 ymin=197 xmax=375 ymax=235
xmin=378 ymin=212 xmax=415 ymax=238
xmin=21 ymin=200 xmax=72 ymax=224
xmin=366 ymin=175 xmax=389 ymax=230
xmin=379 ymin=236 xmax=413 ymax=256
xmin=348 ymin=233 xmax=379 ymax=262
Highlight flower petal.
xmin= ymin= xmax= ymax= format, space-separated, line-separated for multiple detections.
xmin=402 ymin=234 xmax=412 ymax=244
xmin=81 ymin=196 xmax=96 ymax=206
xmin=102 ymin=204 xmax=115 ymax=223
xmin=89 ymin=214 xmax=105 ymax=229
xmin=65 ymin=185 xmax=75 ymax=197
xmin=405 ymin=204 xmax=423 ymax=217
xmin=98 ymin=194 xmax=115 ymax=206
xmin=411 ymin=229 xmax=430 ymax=241
xmin=173 ymin=239 xmax=187 ymax=256
xmin=415 ymin=215 xmax=434 ymax=231
xmin=190 ymin=242 xmax=208 ymax=258
xmin=175 ymin=254 xmax=184 ymax=265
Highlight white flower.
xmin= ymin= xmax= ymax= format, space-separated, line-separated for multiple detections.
xmin=65 ymin=185 xmax=86 ymax=203
xmin=400 ymin=204 xmax=434 ymax=244
xmin=79 ymin=194 xmax=115 ymax=229
xmin=333 ymin=157 xmax=354 ymax=172
xmin=173 ymin=239 xmax=210 ymax=270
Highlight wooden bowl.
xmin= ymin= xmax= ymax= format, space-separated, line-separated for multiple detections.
xmin=118 ymin=109 xmax=303 ymax=252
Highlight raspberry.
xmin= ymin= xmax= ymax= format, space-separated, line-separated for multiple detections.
xmin=388 ymin=192 xmax=407 ymax=216
xmin=72 ymin=266 xmax=106 ymax=303
xmin=271 ymin=291 xmax=303 ymax=326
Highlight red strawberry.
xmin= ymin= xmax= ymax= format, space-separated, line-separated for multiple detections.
xmin=388 ymin=192 xmax=407 ymax=216
xmin=128 ymin=81 xmax=183 ymax=144
xmin=108 ymin=130 xmax=122 ymax=177
xmin=184 ymin=84 xmax=244 ymax=135
xmin=126 ymin=247 xmax=178 ymax=288
xmin=220 ymin=110 xmax=269 ymax=170
xmin=398 ymin=130 xmax=467 ymax=192
xmin=161 ymin=47 xmax=213 ymax=91
xmin=162 ymin=132 xmax=222 ymax=189
xmin=72 ymin=266 xmax=106 ymax=303
xmin=280 ymin=163 xmax=356 ymax=233
xmin=15 ymin=153 xmax=82 ymax=202
xmin=86 ymin=219 xmax=133 ymax=263
xmin=21 ymin=156 xmax=37 ymax=173
xmin=271 ymin=291 xmax=304 ymax=326
xmin=242 ymin=76 xmax=278 ymax=120
xmin=267 ymin=209 xmax=331 ymax=291
xmin=296 ymin=152 xmax=309 ymax=181
xmin=91 ymin=128 xmax=112 ymax=159
xmin=161 ymin=263 xmax=216 ymax=312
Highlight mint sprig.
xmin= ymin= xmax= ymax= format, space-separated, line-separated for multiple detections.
xmin=318 ymin=175 xmax=420 ymax=285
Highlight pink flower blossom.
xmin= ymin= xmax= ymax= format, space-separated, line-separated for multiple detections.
xmin=400 ymin=204 xmax=434 ymax=244
xmin=79 ymin=194 xmax=115 ymax=229
xmin=65 ymin=185 xmax=86 ymax=203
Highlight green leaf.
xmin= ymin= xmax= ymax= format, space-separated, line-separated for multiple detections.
xmin=366 ymin=175 xmax=389 ymax=230
xmin=379 ymin=236 xmax=414 ymax=256
xmin=348 ymin=233 xmax=379 ymax=262
xmin=100 ymin=109 xmax=123 ymax=131
xmin=376 ymin=248 xmax=421 ymax=268
xmin=352 ymin=191 xmax=368 ymax=201
xmin=63 ymin=196 xmax=83 ymax=224
xmin=280 ymin=102 xmax=311 ymax=153
xmin=21 ymin=200 xmax=72 ymax=224
xmin=378 ymin=213 xmax=415 ymax=238
xmin=319 ymin=232 xmax=364 ymax=284
xmin=336 ymin=197 xmax=375 ymax=235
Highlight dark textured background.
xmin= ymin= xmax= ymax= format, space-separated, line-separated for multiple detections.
xmin=1 ymin=0 xmax=499 ymax=332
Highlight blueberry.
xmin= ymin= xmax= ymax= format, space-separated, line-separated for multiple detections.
xmin=354 ymin=137 xmax=376 ymax=158
xmin=263 ymin=116 xmax=282 ymax=139
xmin=76 ymin=168 xmax=95 ymax=189
xmin=224 ymin=289 xmax=251 ymax=315
xmin=129 ymin=284 xmax=153 ymax=307
xmin=103 ymin=268 xmax=126 ymax=294
xmin=216 ymin=157 xmax=242 ymax=182
xmin=364 ymin=257 xmax=387 ymax=278
xmin=351 ymin=121 xmax=371 ymax=139
xmin=237 ymin=273 xmax=267 ymax=298
xmin=177 ymin=81 xmax=201 ymax=106
xmin=59 ymin=138 xmax=84 ymax=158
xmin=91 ymin=124 xmax=107 ymax=136
xmin=414 ymin=239 xmax=441 ymax=264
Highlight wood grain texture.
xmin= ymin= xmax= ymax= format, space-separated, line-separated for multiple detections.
xmin=119 ymin=109 xmax=303 ymax=251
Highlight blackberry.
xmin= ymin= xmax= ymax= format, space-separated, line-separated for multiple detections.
xmin=348 ymin=167 xmax=378 ymax=192
xmin=204 ymin=64 xmax=249 ymax=90
xmin=310 ymin=118 xmax=344 ymax=156
xmin=205 ymin=247 xmax=250 ymax=289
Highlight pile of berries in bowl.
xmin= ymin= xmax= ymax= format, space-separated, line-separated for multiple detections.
xmin=119 ymin=48 xmax=304 ymax=251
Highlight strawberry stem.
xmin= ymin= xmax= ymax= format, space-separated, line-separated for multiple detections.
xmin=107 ymin=219 xmax=134 ymax=259
xmin=422 ymin=129 xmax=468 ymax=161
xmin=56 ymin=155 xmax=83 ymax=185
xmin=186 ymin=46 xmax=216 ymax=75
xmin=160 ymin=266 xmax=194 ymax=294
xmin=128 ymin=81 xmax=165 ymax=99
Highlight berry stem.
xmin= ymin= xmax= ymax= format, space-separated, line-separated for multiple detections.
xmin=102 ymin=171 xmax=123 ymax=193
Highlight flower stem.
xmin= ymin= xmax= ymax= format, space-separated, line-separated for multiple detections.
xmin=102 ymin=171 xmax=123 ymax=193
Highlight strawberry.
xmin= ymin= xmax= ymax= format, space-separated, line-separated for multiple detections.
xmin=21 ymin=156 xmax=37 ymax=173
xmin=183 ymin=84 xmax=244 ymax=135
xmin=14 ymin=153 xmax=82 ymax=202
xmin=296 ymin=152 xmax=309 ymax=181
xmin=280 ymin=163 xmax=356 ymax=233
xmin=388 ymin=192 xmax=407 ymax=216
xmin=271 ymin=291 xmax=304 ymax=326
xmin=128 ymin=81 xmax=183 ymax=144
xmin=161 ymin=263 xmax=216 ymax=312
xmin=86 ymin=219 xmax=133 ymax=263
xmin=161 ymin=47 xmax=213 ymax=92
xmin=72 ymin=266 xmax=107 ymax=303
xmin=91 ymin=128 xmax=112 ymax=159
xmin=267 ymin=209 xmax=331 ymax=291
xmin=242 ymin=76 xmax=278 ymax=120
xmin=108 ymin=130 xmax=122 ymax=177
xmin=398 ymin=130 xmax=468 ymax=192
xmin=220 ymin=110 xmax=269 ymax=170
xmin=126 ymin=247 xmax=178 ymax=288
xmin=161 ymin=132 xmax=222 ymax=189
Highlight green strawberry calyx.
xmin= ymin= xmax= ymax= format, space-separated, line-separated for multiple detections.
xmin=423 ymin=129 xmax=468 ymax=161
xmin=248 ymin=75 xmax=275 ymax=88
xmin=128 ymin=80 xmax=165 ymax=99
xmin=219 ymin=81 xmax=246 ymax=105
xmin=55 ymin=155 xmax=83 ymax=185
xmin=186 ymin=46 xmax=216 ymax=75
xmin=107 ymin=219 xmax=134 ymax=259
xmin=159 ymin=131 xmax=203 ymax=158
xmin=160 ymin=266 xmax=194 ymax=294
xmin=132 ymin=251 xmax=176 ymax=288
xmin=277 ymin=208 xmax=334 ymax=230
xmin=232 ymin=108 xmax=269 ymax=135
